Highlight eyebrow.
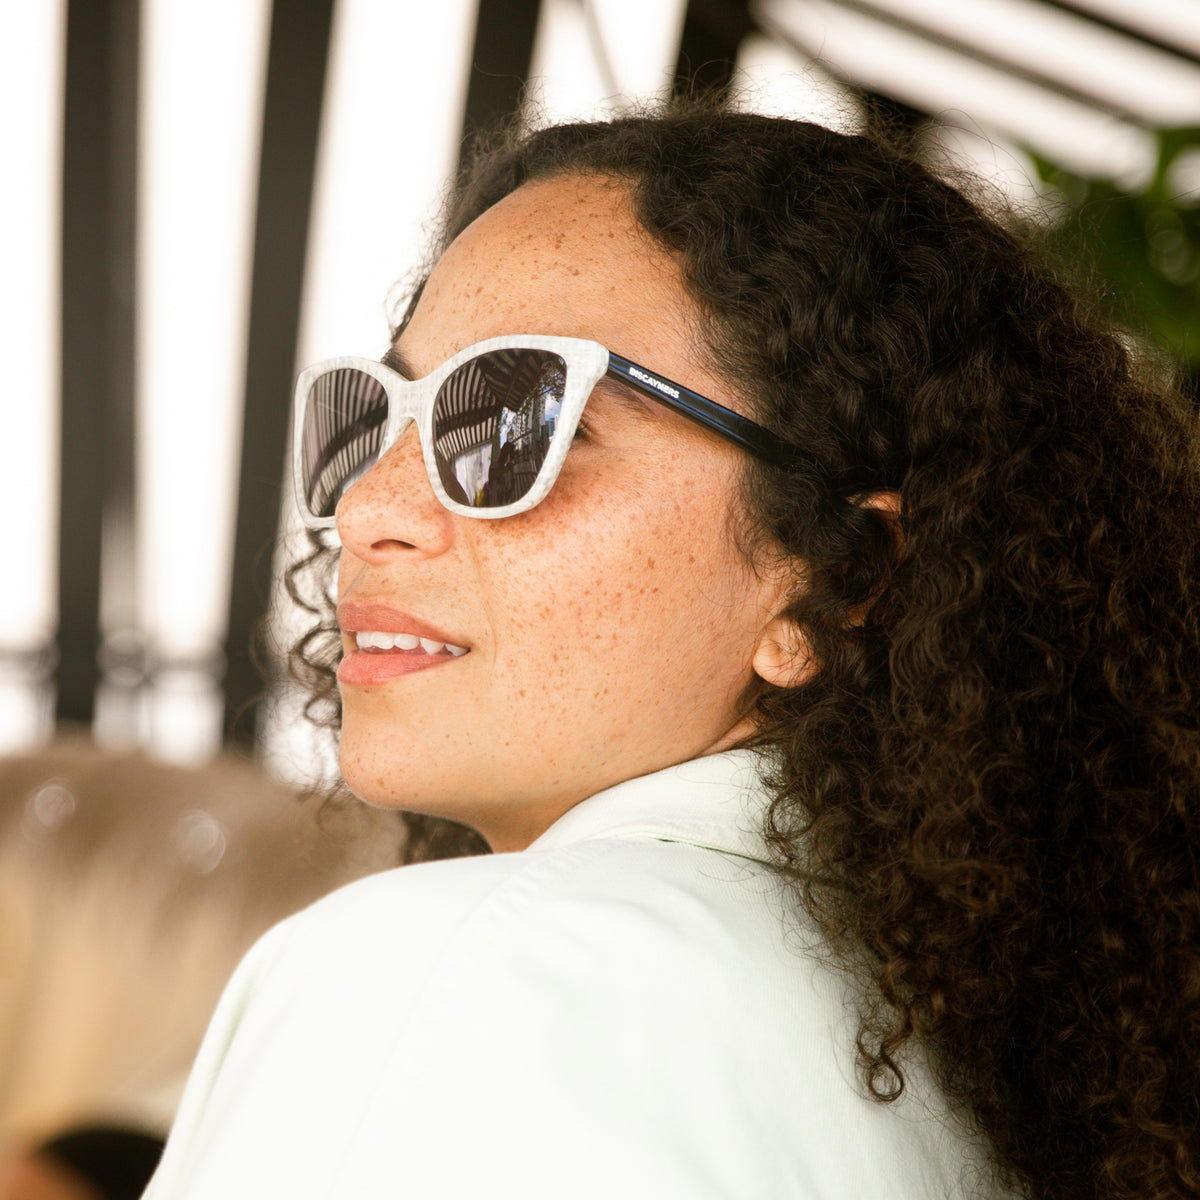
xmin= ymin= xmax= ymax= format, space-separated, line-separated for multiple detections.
xmin=380 ymin=345 xmax=416 ymax=380
xmin=591 ymin=373 xmax=658 ymax=420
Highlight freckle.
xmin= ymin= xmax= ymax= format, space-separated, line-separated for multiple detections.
xmin=688 ymin=555 xmax=695 ymax=564
xmin=518 ymin=690 xmax=526 ymax=698
xmin=646 ymin=557 xmax=655 ymax=569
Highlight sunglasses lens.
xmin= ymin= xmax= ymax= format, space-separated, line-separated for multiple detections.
xmin=299 ymin=367 xmax=388 ymax=520
xmin=432 ymin=349 xmax=567 ymax=508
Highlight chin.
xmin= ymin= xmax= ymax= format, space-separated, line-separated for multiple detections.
xmin=337 ymin=737 xmax=471 ymax=817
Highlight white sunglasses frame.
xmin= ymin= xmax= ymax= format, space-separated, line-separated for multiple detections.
xmin=293 ymin=334 xmax=609 ymax=528
xmin=293 ymin=332 xmax=796 ymax=529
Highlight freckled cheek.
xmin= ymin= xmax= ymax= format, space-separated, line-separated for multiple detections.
xmin=475 ymin=449 xmax=753 ymax=666
xmin=489 ymin=531 xmax=740 ymax=690
xmin=477 ymin=535 xmax=623 ymax=681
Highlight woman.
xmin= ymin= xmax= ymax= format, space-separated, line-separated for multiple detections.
xmin=144 ymin=107 xmax=1200 ymax=1199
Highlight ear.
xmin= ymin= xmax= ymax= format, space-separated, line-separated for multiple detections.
xmin=863 ymin=490 xmax=904 ymax=556
xmin=750 ymin=491 xmax=902 ymax=690
xmin=752 ymin=614 xmax=814 ymax=689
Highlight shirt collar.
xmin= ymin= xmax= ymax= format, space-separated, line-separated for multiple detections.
xmin=526 ymin=749 xmax=776 ymax=865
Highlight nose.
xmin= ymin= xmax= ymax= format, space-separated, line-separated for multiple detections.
xmin=335 ymin=420 xmax=455 ymax=561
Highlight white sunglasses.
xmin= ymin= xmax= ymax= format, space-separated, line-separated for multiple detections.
xmin=293 ymin=333 xmax=794 ymax=527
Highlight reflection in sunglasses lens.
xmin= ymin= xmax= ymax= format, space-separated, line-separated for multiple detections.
xmin=434 ymin=349 xmax=566 ymax=508
xmin=304 ymin=368 xmax=388 ymax=519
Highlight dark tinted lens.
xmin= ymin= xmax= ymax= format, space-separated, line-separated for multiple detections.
xmin=432 ymin=349 xmax=567 ymax=508
xmin=300 ymin=367 xmax=388 ymax=519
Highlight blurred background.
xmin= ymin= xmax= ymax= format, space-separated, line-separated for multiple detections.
xmin=4 ymin=0 xmax=1200 ymax=784
xmin=1 ymin=4 xmax=1198 ymax=1190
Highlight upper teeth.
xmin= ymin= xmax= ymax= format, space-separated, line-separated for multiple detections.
xmin=355 ymin=631 xmax=468 ymax=656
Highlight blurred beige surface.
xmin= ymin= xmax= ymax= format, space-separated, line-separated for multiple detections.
xmin=0 ymin=736 xmax=404 ymax=1153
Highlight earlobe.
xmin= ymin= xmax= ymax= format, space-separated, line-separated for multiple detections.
xmin=752 ymin=615 xmax=813 ymax=688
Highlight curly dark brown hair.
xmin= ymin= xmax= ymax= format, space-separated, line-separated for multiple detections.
xmin=288 ymin=104 xmax=1200 ymax=1198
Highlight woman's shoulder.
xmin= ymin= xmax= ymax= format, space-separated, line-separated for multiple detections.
xmin=264 ymin=829 xmax=788 ymax=983
xmin=153 ymin=824 xmax=1002 ymax=1199
xmin=218 ymin=827 xmax=819 ymax=1095
xmin=271 ymin=753 xmax=785 ymax=961
xmin=241 ymin=833 xmax=883 ymax=1132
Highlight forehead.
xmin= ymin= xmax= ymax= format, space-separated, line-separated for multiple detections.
xmin=400 ymin=174 xmax=703 ymax=376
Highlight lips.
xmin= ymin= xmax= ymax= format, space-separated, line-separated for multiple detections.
xmin=337 ymin=600 xmax=470 ymax=687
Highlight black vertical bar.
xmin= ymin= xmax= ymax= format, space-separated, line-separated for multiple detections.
xmin=459 ymin=0 xmax=542 ymax=150
xmin=222 ymin=0 xmax=336 ymax=745
xmin=671 ymin=0 xmax=754 ymax=100
xmin=58 ymin=0 xmax=139 ymax=726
